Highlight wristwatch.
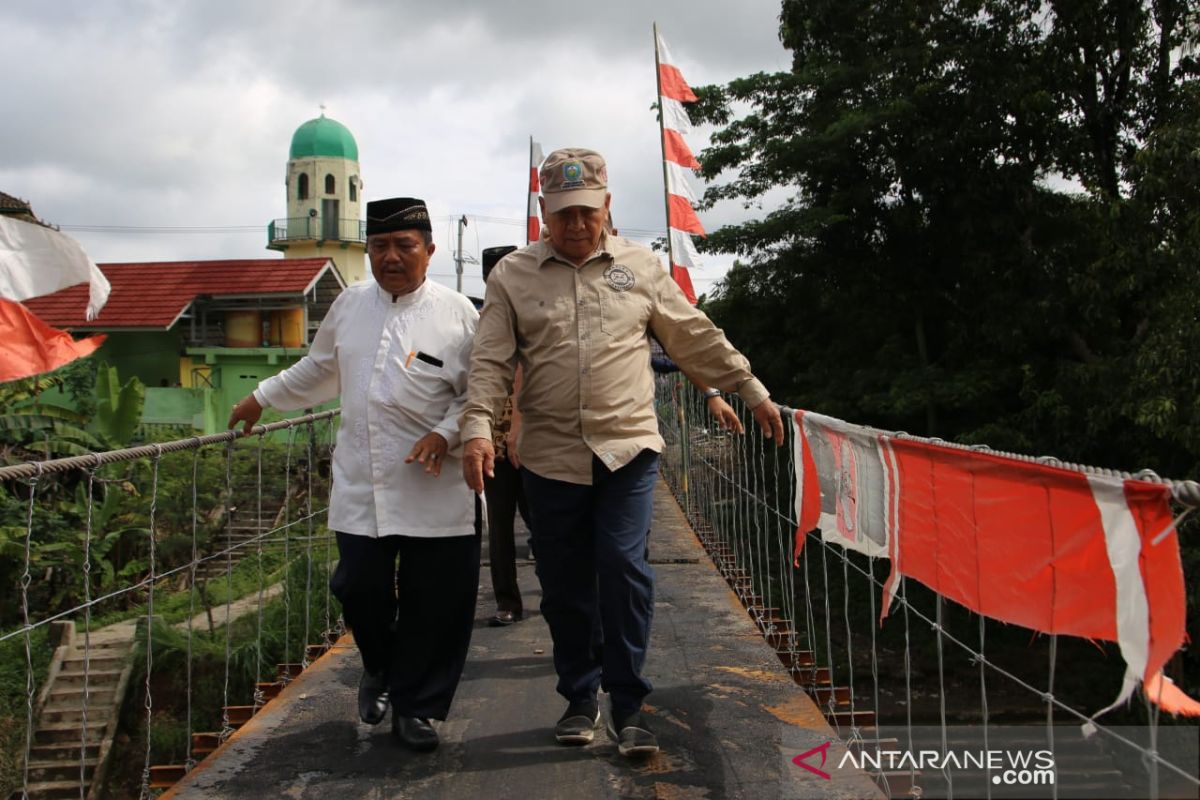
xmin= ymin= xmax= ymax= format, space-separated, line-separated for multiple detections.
xmin=703 ymin=388 xmax=721 ymax=399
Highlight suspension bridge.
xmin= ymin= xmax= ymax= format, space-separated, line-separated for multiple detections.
xmin=1 ymin=383 xmax=1197 ymax=799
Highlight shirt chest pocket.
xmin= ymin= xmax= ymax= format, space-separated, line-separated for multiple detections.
xmin=377 ymin=355 xmax=448 ymax=417
xmin=599 ymin=291 xmax=648 ymax=339
xmin=519 ymin=297 xmax=575 ymax=344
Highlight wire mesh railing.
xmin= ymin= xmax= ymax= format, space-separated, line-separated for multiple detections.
xmin=654 ymin=375 xmax=1199 ymax=799
xmin=0 ymin=410 xmax=341 ymax=800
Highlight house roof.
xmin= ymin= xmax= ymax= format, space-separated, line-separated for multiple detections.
xmin=23 ymin=257 xmax=342 ymax=330
xmin=0 ymin=191 xmax=39 ymax=224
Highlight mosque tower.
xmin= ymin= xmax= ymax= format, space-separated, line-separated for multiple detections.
xmin=267 ymin=110 xmax=367 ymax=284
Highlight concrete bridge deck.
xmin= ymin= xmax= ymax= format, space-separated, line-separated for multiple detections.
xmin=165 ymin=484 xmax=880 ymax=799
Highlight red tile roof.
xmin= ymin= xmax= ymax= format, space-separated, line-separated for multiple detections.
xmin=23 ymin=258 xmax=338 ymax=330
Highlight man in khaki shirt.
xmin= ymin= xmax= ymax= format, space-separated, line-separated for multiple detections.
xmin=461 ymin=148 xmax=782 ymax=757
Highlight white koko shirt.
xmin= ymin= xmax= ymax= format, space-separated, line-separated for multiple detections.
xmin=255 ymin=279 xmax=478 ymax=538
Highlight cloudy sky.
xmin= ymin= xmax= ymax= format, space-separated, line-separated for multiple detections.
xmin=0 ymin=1 xmax=791 ymax=300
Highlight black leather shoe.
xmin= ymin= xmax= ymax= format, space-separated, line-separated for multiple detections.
xmin=392 ymin=716 xmax=439 ymax=752
xmin=357 ymin=670 xmax=389 ymax=725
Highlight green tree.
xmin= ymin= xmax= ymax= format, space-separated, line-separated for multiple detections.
xmin=692 ymin=0 xmax=1200 ymax=477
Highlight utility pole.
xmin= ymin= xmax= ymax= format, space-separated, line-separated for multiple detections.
xmin=455 ymin=214 xmax=468 ymax=293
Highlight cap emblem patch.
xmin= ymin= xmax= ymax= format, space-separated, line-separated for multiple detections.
xmin=562 ymin=161 xmax=585 ymax=188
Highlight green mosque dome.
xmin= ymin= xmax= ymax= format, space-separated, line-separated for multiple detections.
xmin=289 ymin=114 xmax=358 ymax=160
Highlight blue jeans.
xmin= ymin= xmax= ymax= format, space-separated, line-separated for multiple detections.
xmin=522 ymin=449 xmax=659 ymax=713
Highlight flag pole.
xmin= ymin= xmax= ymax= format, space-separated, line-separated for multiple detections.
xmin=653 ymin=22 xmax=676 ymax=276
xmin=527 ymin=135 xmax=535 ymax=246
xmin=655 ymin=22 xmax=690 ymax=502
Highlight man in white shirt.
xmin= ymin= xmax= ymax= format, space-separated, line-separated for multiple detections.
xmin=229 ymin=197 xmax=480 ymax=752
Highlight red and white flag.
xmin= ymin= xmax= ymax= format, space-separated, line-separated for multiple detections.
xmin=527 ymin=138 xmax=544 ymax=244
xmin=792 ymin=409 xmax=1198 ymax=718
xmin=655 ymin=28 xmax=703 ymax=305
xmin=0 ymin=298 xmax=105 ymax=383
xmin=0 ymin=215 xmax=109 ymax=382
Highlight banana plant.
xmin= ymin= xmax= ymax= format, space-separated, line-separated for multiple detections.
xmin=92 ymin=361 xmax=144 ymax=446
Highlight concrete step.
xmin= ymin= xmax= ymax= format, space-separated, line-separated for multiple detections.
xmin=8 ymin=779 xmax=89 ymax=800
xmin=59 ymin=655 xmax=126 ymax=672
xmin=44 ymin=687 xmax=118 ymax=708
xmin=27 ymin=742 xmax=100 ymax=763
xmin=54 ymin=669 xmax=124 ymax=688
xmin=65 ymin=639 xmax=131 ymax=654
xmin=34 ymin=724 xmax=106 ymax=745
xmin=39 ymin=706 xmax=113 ymax=726
xmin=26 ymin=758 xmax=96 ymax=784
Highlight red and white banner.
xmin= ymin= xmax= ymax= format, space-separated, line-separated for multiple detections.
xmin=527 ymin=139 xmax=544 ymax=244
xmin=0 ymin=298 xmax=105 ymax=382
xmin=1 ymin=216 xmax=110 ymax=319
xmin=0 ymin=216 xmax=110 ymax=382
xmin=656 ymin=34 xmax=699 ymax=103
xmin=655 ymin=28 xmax=703 ymax=305
xmin=663 ymin=129 xmax=700 ymax=170
xmin=792 ymin=409 xmax=1198 ymax=717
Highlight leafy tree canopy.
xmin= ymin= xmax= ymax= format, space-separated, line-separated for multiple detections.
xmin=693 ymin=0 xmax=1199 ymax=477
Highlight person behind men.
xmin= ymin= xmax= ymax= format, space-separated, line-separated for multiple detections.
xmin=229 ymin=197 xmax=480 ymax=753
xmin=461 ymin=148 xmax=783 ymax=757
xmin=481 ymin=244 xmax=532 ymax=627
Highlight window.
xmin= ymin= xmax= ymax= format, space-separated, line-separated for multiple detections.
xmin=349 ymin=177 xmax=357 ymax=202
xmin=298 ymin=173 xmax=309 ymax=200
xmin=325 ymin=174 xmax=335 ymax=195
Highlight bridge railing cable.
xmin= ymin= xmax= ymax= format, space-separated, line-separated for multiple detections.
xmin=0 ymin=410 xmax=340 ymax=800
xmin=654 ymin=376 xmax=1198 ymax=799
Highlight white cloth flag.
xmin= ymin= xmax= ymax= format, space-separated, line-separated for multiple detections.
xmin=0 ymin=216 xmax=110 ymax=319
xmin=665 ymin=161 xmax=701 ymax=204
xmin=669 ymin=228 xmax=703 ymax=271
xmin=661 ymin=97 xmax=692 ymax=135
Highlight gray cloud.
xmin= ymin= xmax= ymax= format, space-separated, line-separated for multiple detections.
xmin=1 ymin=1 xmax=791 ymax=293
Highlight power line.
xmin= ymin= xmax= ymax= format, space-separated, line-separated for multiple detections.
xmin=59 ymin=214 xmax=671 ymax=239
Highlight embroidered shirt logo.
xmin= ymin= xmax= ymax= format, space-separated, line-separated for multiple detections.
xmin=604 ymin=264 xmax=635 ymax=292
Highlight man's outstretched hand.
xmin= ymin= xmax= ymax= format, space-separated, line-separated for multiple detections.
xmin=228 ymin=394 xmax=264 ymax=437
xmin=462 ymin=437 xmax=496 ymax=493
xmin=751 ymin=399 xmax=785 ymax=447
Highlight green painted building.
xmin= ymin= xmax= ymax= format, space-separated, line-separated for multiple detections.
xmin=24 ymin=257 xmax=345 ymax=435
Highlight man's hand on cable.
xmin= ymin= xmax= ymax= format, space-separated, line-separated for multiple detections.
xmin=462 ymin=437 xmax=496 ymax=493
xmin=751 ymin=399 xmax=785 ymax=447
xmin=406 ymin=432 xmax=449 ymax=476
xmin=228 ymin=394 xmax=264 ymax=437
xmin=706 ymin=394 xmax=744 ymax=433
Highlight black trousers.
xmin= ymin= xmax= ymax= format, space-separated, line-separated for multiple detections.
xmin=330 ymin=525 xmax=480 ymax=720
xmin=484 ymin=456 xmax=530 ymax=616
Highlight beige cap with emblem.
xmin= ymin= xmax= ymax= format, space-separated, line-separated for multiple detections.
xmin=539 ymin=148 xmax=608 ymax=213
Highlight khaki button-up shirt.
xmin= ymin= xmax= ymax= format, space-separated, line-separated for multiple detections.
xmin=461 ymin=233 xmax=769 ymax=485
